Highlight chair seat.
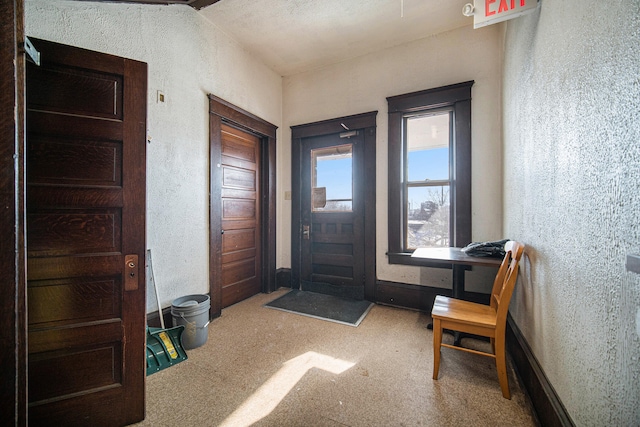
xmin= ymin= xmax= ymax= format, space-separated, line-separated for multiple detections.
xmin=431 ymin=295 xmax=497 ymax=329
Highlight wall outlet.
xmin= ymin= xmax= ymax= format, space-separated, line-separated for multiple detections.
xmin=284 ymin=191 xmax=291 ymax=200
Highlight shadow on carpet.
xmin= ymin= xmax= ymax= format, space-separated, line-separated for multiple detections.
xmin=264 ymin=290 xmax=374 ymax=327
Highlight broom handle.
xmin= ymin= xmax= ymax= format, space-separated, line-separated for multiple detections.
xmin=147 ymin=249 xmax=165 ymax=329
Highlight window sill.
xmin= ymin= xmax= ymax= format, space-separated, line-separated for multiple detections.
xmin=386 ymin=251 xmax=453 ymax=269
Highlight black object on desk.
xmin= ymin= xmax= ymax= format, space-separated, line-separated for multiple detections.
xmin=411 ymin=247 xmax=503 ymax=345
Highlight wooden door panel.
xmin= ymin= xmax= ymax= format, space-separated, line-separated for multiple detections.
xmin=222 ymin=220 xmax=257 ymax=233
xmin=222 ymin=198 xmax=256 ymax=219
xmin=27 ymin=187 xmax=123 ymax=208
xmin=221 ymin=260 xmax=258 ymax=307
xmin=221 ymin=278 xmax=259 ymax=307
xmin=26 ymin=62 xmax=123 ymax=120
xmin=27 ymin=277 xmax=121 ymax=324
xmin=312 ymin=264 xmax=353 ymax=278
xmin=26 ymin=38 xmax=146 ymax=426
xmin=313 ymin=241 xmax=352 ymax=254
xmin=222 ymin=258 xmax=256 ymax=284
xmin=28 ymin=320 xmax=122 ymax=355
xmin=28 ymin=344 xmax=122 ymax=402
xmin=222 ymin=250 xmax=256 ymax=265
xmin=28 ymin=110 xmax=123 ymax=140
xmin=222 ymin=132 xmax=258 ymax=163
xmin=222 ymin=188 xmax=257 ymax=202
xmin=27 ymin=255 xmax=121 ymax=281
xmin=29 ymin=388 xmax=123 ymax=427
xmin=28 ymin=137 xmax=122 ymax=185
xmin=222 ymin=144 xmax=257 ymax=163
xmin=222 ymin=228 xmax=256 ymax=252
xmin=27 ymin=210 xmax=121 ymax=255
xmin=223 ymin=166 xmax=256 ymax=189
xmin=312 ymin=253 xmax=354 ymax=267
xmin=220 ymin=124 xmax=261 ymax=308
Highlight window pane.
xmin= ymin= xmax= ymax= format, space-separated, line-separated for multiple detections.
xmin=406 ymin=186 xmax=450 ymax=248
xmin=406 ymin=113 xmax=450 ymax=182
xmin=312 ymin=144 xmax=352 ymax=212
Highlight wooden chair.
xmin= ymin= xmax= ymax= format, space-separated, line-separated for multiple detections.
xmin=431 ymin=240 xmax=525 ymax=399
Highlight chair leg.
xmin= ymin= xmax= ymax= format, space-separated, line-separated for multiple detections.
xmin=494 ymin=335 xmax=510 ymax=399
xmin=432 ymin=318 xmax=442 ymax=380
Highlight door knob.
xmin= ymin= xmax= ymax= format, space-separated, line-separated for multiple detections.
xmin=124 ymin=254 xmax=139 ymax=291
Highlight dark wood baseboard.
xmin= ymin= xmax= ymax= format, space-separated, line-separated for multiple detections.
xmin=375 ymin=280 xmax=446 ymax=311
xmin=147 ymin=306 xmax=173 ymax=329
xmin=375 ymin=279 xmax=490 ymax=311
xmin=507 ymin=315 xmax=575 ymax=427
xmin=276 ymin=268 xmax=292 ymax=289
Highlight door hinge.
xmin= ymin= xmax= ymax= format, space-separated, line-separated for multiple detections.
xmin=20 ymin=36 xmax=41 ymax=66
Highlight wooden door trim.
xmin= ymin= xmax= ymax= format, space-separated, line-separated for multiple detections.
xmin=0 ymin=0 xmax=27 ymax=424
xmin=291 ymin=111 xmax=377 ymax=301
xmin=121 ymin=57 xmax=148 ymax=424
xmin=208 ymin=94 xmax=277 ymax=317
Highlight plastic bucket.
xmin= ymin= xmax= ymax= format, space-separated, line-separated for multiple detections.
xmin=171 ymin=294 xmax=210 ymax=350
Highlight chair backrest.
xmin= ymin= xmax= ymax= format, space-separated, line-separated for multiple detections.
xmin=489 ymin=241 xmax=525 ymax=324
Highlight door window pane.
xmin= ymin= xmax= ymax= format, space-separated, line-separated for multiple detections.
xmin=406 ymin=185 xmax=450 ymax=248
xmin=311 ymin=144 xmax=352 ymax=212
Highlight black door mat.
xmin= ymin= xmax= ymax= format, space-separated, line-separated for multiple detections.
xmin=264 ymin=290 xmax=374 ymax=327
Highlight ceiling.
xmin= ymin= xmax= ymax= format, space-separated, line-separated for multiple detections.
xmin=198 ymin=0 xmax=472 ymax=76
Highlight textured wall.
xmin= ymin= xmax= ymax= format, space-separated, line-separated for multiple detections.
xmin=25 ymin=0 xmax=283 ymax=310
xmin=282 ymin=24 xmax=504 ymax=291
xmin=503 ymin=1 xmax=640 ymax=425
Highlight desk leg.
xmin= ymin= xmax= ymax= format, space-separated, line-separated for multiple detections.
xmin=451 ymin=265 xmax=465 ymax=346
xmin=452 ymin=264 xmax=464 ymax=299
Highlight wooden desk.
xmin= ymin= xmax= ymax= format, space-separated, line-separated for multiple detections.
xmin=411 ymin=247 xmax=503 ymax=345
xmin=411 ymin=247 xmax=502 ymax=299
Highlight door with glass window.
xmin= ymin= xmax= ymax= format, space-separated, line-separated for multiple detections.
xmin=299 ymin=132 xmax=365 ymax=299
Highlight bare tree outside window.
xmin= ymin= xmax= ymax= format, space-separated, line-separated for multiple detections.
xmin=404 ymin=111 xmax=452 ymax=249
xmin=407 ymin=186 xmax=450 ymax=248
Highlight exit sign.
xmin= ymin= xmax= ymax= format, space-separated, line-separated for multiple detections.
xmin=472 ymin=0 xmax=539 ymax=29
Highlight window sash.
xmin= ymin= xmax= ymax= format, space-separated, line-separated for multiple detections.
xmin=386 ymin=81 xmax=473 ymax=264
xmin=402 ymin=109 xmax=453 ymax=251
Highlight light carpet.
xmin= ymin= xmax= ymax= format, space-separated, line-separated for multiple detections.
xmin=132 ymin=288 xmax=538 ymax=427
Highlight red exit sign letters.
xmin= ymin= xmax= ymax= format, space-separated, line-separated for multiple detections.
xmin=473 ymin=0 xmax=539 ymax=29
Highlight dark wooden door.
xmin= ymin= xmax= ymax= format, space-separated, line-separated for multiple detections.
xmin=26 ymin=38 xmax=147 ymax=426
xmin=299 ymin=132 xmax=365 ymax=299
xmin=220 ymin=123 xmax=262 ymax=307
